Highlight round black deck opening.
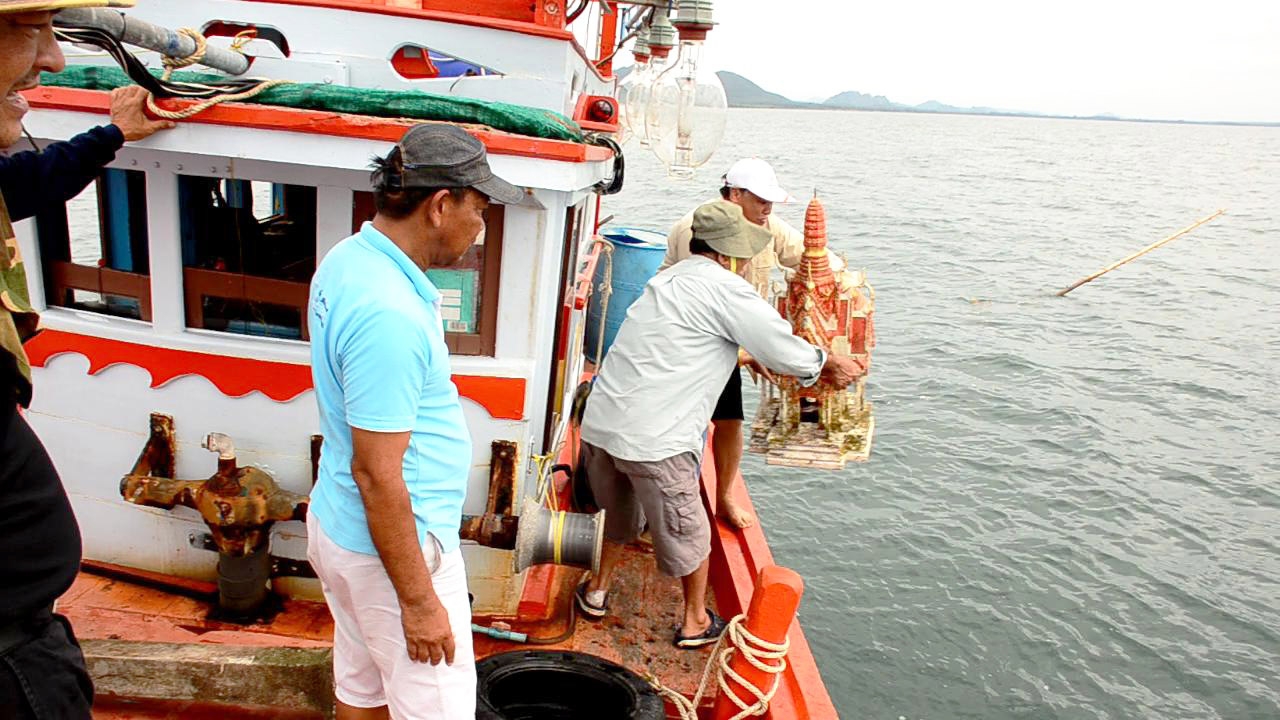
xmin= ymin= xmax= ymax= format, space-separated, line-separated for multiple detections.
xmin=476 ymin=650 xmax=663 ymax=720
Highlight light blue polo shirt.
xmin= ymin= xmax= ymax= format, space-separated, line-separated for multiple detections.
xmin=308 ymin=222 xmax=471 ymax=555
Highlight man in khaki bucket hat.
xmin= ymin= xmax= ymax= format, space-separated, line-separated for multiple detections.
xmin=575 ymin=200 xmax=866 ymax=648
xmin=1 ymin=2 xmax=172 ymax=717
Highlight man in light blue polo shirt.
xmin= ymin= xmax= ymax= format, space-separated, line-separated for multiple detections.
xmin=306 ymin=124 xmax=524 ymax=720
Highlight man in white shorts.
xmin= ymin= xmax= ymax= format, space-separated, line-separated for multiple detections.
xmin=307 ymin=124 xmax=524 ymax=719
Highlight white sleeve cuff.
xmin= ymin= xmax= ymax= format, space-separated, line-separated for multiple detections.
xmin=799 ymin=347 xmax=826 ymax=388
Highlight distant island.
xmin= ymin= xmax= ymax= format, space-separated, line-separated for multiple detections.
xmin=715 ymin=71 xmax=1278 ymax=128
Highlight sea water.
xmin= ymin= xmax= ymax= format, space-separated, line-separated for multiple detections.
xmin=608 ymin=109 xmax=1279 ymax=720
xmin=57 ymin=107 xmax=1279 ymax=719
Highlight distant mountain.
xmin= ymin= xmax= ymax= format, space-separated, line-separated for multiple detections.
xmin=714 ymin=70 xmax=991 ymax=115
xmin=618 ymin=66 xmax=1279 ymax=126
xmin=823 ymin=90 xmax=904 ymax=111
xmin=715 ymin=71 xmax=815 ymax=108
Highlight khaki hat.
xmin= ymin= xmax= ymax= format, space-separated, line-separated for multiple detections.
xmin=0 ymin=0 xmax=133 ymax=12
xmin=691 ymin=200 xmax=772 ymax=260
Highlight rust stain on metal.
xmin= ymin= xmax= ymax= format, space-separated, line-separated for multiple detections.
xmin=459 ymin=440 xmax=520 ymax=549
xmin=119 ymin=414 xmax=310 ymax=557
xmin=309 ymin=435 xmax=322 ymax=489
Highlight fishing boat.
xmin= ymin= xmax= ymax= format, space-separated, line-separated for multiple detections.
xmin=14 ymin=0 xmax=843 ymax=717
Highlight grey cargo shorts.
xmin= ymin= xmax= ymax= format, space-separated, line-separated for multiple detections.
xmin=579 ymin=442 xmax=709 ymax=578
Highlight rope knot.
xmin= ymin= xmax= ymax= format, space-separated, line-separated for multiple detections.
xmin=164 ymin=27 xmax=208 ymax=71
xmin=646 ymin=613 xmax=791 ymax=720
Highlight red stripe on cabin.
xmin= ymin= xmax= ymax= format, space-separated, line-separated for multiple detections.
xmin=24 ymin=329 xmax=527 ymax=419
xmin=243 ymin=0 xmax=572 ymax=37
xmin=238 ymin=0 xmax=610 ymax=81
xmin=22 ymin=87 xmax=615 ymax=164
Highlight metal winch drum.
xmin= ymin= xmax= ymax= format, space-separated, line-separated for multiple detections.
xmin=512 ymin=497 xmax=605 ymax=575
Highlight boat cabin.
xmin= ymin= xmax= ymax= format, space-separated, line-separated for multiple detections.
xmin=16 ymin=0 xmax=616 ymax=614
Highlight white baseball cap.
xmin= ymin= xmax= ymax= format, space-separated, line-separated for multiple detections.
xmin=722 ymin=158 xmax=795 ymax=204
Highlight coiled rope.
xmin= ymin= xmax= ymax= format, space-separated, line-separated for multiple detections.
xmin=144 ymin=27 xmax=294 ymax=120
xmin=646 ymin=613 xmax=790 ymax=720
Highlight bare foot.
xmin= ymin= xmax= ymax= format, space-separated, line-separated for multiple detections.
xmin=717 ymin=498 xmax=756 ymax=529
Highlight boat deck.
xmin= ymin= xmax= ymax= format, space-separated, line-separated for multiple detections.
xmin=65 ymin=438 xmax=836 ymax=719
xmin=66 ymin=544 xmax=719 ymax=719
xmin=473 ymin=542 xmax=721 ymax=715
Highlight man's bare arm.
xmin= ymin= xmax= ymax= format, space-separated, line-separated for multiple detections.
xmin=350 ymin=427 xmax=455 ymax=665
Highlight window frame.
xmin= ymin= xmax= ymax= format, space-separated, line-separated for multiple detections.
xmin=351 ymin=192 xmax=505 ymax=357
xmin=178 ymin=177 xmax=317 ymax=342
xmin=36 ymin=169 xmax=153 ymax=322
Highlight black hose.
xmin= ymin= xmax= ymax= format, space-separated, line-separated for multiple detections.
xmin=53 ymin=26 xmax=271 ymax=100
xmin=586 ymin=133 xmax=625 ymax=195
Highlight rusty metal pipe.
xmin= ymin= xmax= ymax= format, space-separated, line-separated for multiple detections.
xmin=460 ymin=440 xmax=521 ymax=549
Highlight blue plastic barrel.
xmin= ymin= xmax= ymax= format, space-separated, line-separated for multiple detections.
xmin=584 ymin=227 xmax=668 ymax=364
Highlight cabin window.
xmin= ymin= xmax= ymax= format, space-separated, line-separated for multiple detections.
xmin=35 ymin=169 xmax=151 ymax=321
xmin=179 ymin=177 xmax=315 ymax=340
xmin=352 ymin=191 xmax=504 ymax=356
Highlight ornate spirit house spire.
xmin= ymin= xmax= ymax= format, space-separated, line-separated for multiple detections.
xmin=750 ymin=193 xmax=876 ymax=469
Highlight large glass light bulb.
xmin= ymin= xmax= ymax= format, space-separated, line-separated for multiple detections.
xmin=644 ymin=38 xmax=727 ymax=179
xmin=614 ymin=33 xmax=652 ymax=146
xmin=618 ymin=57 xmax=655 ymax=146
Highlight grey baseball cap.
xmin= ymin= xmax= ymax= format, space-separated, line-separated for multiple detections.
xmin=691 ymin=201 xmax=772 ymax=259
xmin=381 ymin=124 xmax=526 ymax=205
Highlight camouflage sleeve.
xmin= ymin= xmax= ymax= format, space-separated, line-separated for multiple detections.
xmin=0 ymin=194 xmax=37 ymax=407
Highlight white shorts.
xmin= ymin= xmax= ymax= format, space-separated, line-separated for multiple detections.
xmin=306 ymin=513 xmax=476 ymax=719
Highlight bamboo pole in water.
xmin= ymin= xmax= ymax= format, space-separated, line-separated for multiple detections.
xmin=1057 ymin=209 xmax=1226 ymax=297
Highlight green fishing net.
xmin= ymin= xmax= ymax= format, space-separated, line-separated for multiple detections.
xmin=42 ymin=65 xmax=584 ymax=142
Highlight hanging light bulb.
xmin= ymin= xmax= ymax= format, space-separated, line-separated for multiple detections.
xmin=616 ymin=31 xmax=652 ymax=146
xmin=645 ymin=0 xmax=726 ymax=179
xmin=635 ymin=11 xmax=676 ymax=149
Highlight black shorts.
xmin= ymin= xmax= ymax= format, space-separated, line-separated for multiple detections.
xmin=0 ymin=614 xmax=93 ymax=719
xmin=710 ymin=366 xmax=744 ymax=422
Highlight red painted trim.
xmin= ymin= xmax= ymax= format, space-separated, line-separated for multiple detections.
xmin=23 ymin=87 xmax=615 ymax=164
xmin=699 ymin=428 xmax=841 ymax=719
xmin=451 ymin=375 xmax=526 ymax=422
xmin=595 ymin=2 xmax=619 ymax=76
xmin=571 ymin=94 xmax=620 ymax=134
xmin=573 ymin=239 xmax=604 ymax=310
xmin=241 ymin=0 xmax=575 ymax=40
xmin=576 ymin=118 xmax=619 ymax=134
xmin=516 ymin=563 xmax=558 ymax=620
xmin=24 ymin=329 xmax=528 ymax=420
xmin=25 ymin=329 xmax=314 ymax=403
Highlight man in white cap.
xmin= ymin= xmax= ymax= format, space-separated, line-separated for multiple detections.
xmin=657 ymin=158 xmax=841 ymax=530
xmin=1 ymin=3 xmax=172 ymax=717
xmin=579 ymin=201 xmax=865 ymax=647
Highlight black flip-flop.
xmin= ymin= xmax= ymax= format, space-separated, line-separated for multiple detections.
xmin=575 ymin=581 xmax=608 ymax=620
xmin=674 ymin=609 xmax=728 ymax=649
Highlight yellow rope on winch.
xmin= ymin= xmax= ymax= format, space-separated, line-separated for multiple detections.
xmin=646 ymin=614 xmax=791 ymax=720
xmin=530 ymin=450 xmax=559 ymax=511
xmin=144 ymin=27 xmax=294 ymax=120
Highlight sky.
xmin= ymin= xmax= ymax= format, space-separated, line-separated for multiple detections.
xmin=597 ymin=0 xmax=1280 ymax=124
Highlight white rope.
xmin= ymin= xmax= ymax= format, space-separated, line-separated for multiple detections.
xmin=144 ymin=27 xmax=294 ymax=120
xmin=647 ymin=614 xmax=791 ymax=720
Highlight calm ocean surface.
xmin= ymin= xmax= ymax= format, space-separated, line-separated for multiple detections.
xmin=607 ymin=109 xmax=1280 ymax=720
